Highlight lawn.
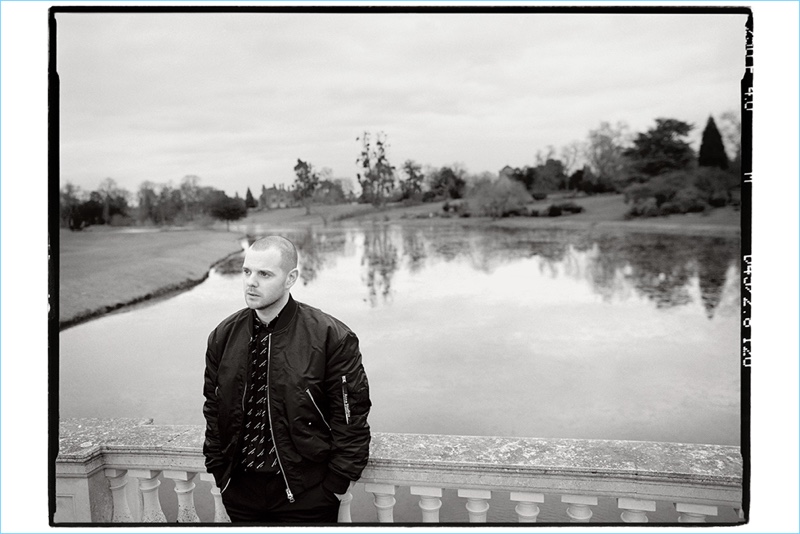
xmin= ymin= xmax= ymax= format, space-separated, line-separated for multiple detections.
xmin=58 ymin=227 xmax=244 ymax=328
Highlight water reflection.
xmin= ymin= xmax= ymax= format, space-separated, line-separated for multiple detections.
xmin=61 ymin=223 xmax=741 ymax=444
xmin=222 ymin=226 xmax=739 ymax=318
xmin=362 ymin=225 xmax=399 ymax=307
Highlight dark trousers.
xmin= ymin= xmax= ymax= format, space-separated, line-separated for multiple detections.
xmin=221 ymin=469 xmax=341 ymax=524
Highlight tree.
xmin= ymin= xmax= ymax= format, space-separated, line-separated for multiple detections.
xmin=623 ymin=118 xmax=695 ymax=179
xmin=313 ymin=179 xmax=346 ymax=205
xmin=585 ymin=121 xmax=630 ymax=190
xmin=560 ymin=141 xmax=584 ymax=178
xmin=97 ymin=177 xmax=129 ymax=224
xmin=293 ymin=159 xmax=320 ymax=215
xmin=245 ymin=187 xmax=257 ymax=209
xmin=400 ymin=160 xmax=424 ymax=200
xmin=60 ymin=182 xmax=84 ymax=229
xmin=334 ymin=178 xmax=356 ymax=202
xmin=356 ymin=131 xmax=396 ymax=207
xmin=698 ymin=116 xmax=729 ymax=170
xmin=428 ymin=166 xmax=467 ymax=200
xmin=207 ymin=190 xmax=247 ymax=231
xmin=533 ymin=158 xmax=567 ymax=191
xmin=180 ymin=175 xmax=203 ymax=220
xmin=137 ymin=181 xmax=158 ymax=224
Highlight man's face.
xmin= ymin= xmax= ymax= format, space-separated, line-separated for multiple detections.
xmin=242 ymin=247 xmax=296 ymax=311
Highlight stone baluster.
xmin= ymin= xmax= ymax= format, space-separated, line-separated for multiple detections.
xmin=199 ymin=473 xmax=230 ymax=523
xmin=510 ymin=492 xmax=543 ymax=522
xmin=675 ymin=502 xmax=718 ymax=523
xmin=336 ymin=488 xmax=354 ymax=523
xmin=618 ymin=497 xmax=655 ymax=522
xmin=458 ymin=489 xmax=491 ymax=522
xmin=562 ymin=494 xmax=597 ymax=522
xmin=127 ymin=469 xmax=166 ymax=522
xmin=104 ymin=469 xmax=134 ymax=522
xmin=164 ymin=471 xmax=200 ymax=522
xmin=364 ymin=483 xmax=396 ymax=522
xmin=410 ymin=487 xmax=443 ymax=522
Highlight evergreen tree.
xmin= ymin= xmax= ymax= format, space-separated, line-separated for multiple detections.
xmin=623 ymin=118 xmax=695 ymax=179
xmin=245 ymin=187 xmax=257 ymax=208
xmin=698 ymin=116 xmax=729 ymax=170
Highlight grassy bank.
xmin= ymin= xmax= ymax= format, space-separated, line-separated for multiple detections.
xmin=58 ymin=227 xmax=244 ymax=329
xmin=240 ymin=193 xmax=741 ymax=237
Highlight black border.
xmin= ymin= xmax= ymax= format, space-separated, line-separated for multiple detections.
xmin=49 ymin=4 xmax=752 ymax=527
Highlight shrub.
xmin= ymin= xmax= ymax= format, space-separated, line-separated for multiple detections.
xmin=625 ymin=197 xmax=659 ymax=218
xmin=553 ymin=201 xmax=584 ymax=214
xmin=422 ymin=191 xmax=438 ymax=203
xmin=531 ymin=191 xmax=548 ymax=201
xmin=502 ymin=207 xmax=529 ymax=217
xmin=468 ymin=176 xmax=532 ymax=218
xmin=658 ymin=202 xmax=682 ymax=216
xmin=672 ymin=186 xmax=708 ymax=213
xmin=529 ymin=209 xmax=540 ymax=217
xmin=547 ymin=205 xmax=563 ymax=217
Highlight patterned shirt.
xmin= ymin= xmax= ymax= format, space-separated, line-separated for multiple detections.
xmin=239 ymin=311 xmax=281 ymax=474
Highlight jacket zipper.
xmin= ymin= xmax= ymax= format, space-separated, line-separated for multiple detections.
xmin=265 ymin=333 xmax=295 ymax=503
xmin=305 ymin=389 xmax=332 ymax=431
xmin=341 ymin=376 xmax=351 ymax=425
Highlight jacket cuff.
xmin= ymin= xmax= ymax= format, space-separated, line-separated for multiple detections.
xmin=322 ymin=470 xmax=352 ymax=494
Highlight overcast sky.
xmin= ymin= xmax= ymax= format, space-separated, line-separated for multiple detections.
xmin=56 ymin=10 xmax=747 ymax=197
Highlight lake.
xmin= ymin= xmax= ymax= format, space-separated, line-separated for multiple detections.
xmin=59 ymin=223 xmax=741 ymax=447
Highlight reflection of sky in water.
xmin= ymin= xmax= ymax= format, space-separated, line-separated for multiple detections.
xmin=60 ymin=225 xmax=740 ymax=446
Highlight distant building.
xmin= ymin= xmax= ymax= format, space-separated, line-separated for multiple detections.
xmin=499 ymin=165 xmax=516 ymax=180
xmin=259 ymin=184 xmax=296 ymax=209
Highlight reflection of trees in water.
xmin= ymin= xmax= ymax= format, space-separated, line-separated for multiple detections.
xmin=400 ymin=228 xmax=427 ymax=274
xmin=214 ymin=252 xmax=245 ymax=275
xmin=587 ymin=234 xmax=739 ymax=317
xmin=215 ymin=231 xmax=347 ymax=287
xmin=362 ymin=225 xmax=399 ymax=306
xmin=291 ymin=229 xmax=348 ymax=286
xmin=696 ymin=239 xmax=741 ymax=318
xmin=221 ymin=225 xmax=739 ymax=318
xmin=394 ymin=227 xmax=738 ymax=318
xmin=292 ymin=229 xmax=324 ymax=286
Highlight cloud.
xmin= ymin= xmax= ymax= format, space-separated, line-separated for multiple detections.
xmin=56 ymin=10 xmax=747 ymax=196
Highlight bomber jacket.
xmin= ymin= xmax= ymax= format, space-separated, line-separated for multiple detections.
xmin=202 ymin=296 xmax=371 ymax=501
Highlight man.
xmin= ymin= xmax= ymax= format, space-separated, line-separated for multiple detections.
xmin=202 ymin=235 xmax=371 ymax=523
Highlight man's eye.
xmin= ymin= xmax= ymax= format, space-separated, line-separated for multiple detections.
xmin=242 ymin=269 xmax=250 ymax=275
xmin=259 ymin=271 xmax=269 ymax=277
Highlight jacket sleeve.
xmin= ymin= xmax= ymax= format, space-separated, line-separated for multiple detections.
xmin=322 ymin=330 xmax=371 ymax=493
xmin=202 ymin=330 xmax=226 ymax=487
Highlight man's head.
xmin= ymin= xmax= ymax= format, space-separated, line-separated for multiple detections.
xmin=242 ymin=236 xmax=299 ymax=313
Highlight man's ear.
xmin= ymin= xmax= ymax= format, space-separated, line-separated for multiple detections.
xmin=286 ymin=268 xmax=299 ymax=289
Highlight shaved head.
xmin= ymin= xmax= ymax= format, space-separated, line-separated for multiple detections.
xmin=249 ymin=236 xmax=298 ymax=273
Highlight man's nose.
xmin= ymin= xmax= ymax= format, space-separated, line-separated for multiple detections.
xmin=245 ymin=272 xmax=257 ymax=286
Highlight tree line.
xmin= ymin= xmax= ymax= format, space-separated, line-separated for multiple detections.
xmin=59 ymin=175 xmax=252 ymax=231
xmin=292 ymin=111 xmax=740 ymax=219
xmin=60 ymin=111 xmax=741 ymax=229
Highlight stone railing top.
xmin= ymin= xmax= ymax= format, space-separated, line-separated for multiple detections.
xmin=58 ymin=418 xmax=742 ymax=487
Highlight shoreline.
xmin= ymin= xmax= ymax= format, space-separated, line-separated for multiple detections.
xmin=58 ymin=249 xmax=244 ymax=331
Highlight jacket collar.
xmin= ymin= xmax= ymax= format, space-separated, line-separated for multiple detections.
xmin=273 ymin=294 xmax=298 ymax=333
xmin=245 ymin=295 xmax=298 ymax=339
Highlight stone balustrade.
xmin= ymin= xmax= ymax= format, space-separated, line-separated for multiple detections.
xmin=55 ymin=418 xmax=744 ymax=524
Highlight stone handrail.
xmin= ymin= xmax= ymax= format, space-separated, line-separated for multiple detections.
xmin=54 ymin=418 xmax=744 ymax=524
